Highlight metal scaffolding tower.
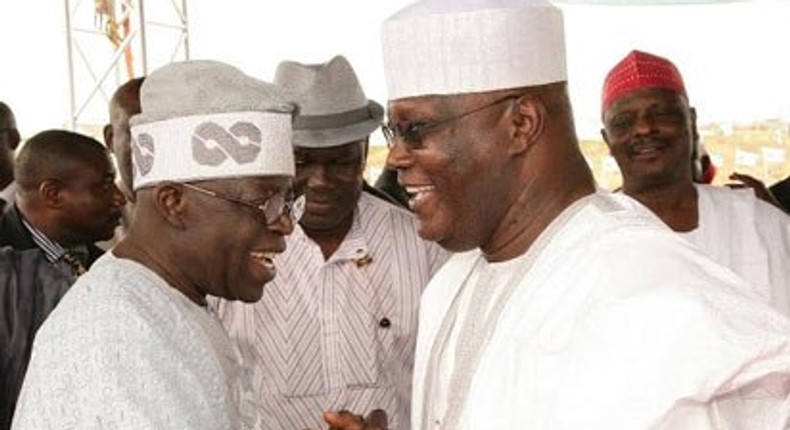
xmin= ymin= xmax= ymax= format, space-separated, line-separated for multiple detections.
xmin=64 ymin=0 xmax=189 ymax=132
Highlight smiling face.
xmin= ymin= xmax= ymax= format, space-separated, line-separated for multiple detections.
xmin=294 ymin=140 xmax=365 ymax=233
xmin=183 ymin=176 xmax=295 ymax=303
xmin=384 ymin=92 xmax=517 ymax=252
xmin=602 ymin=87 xmax=696 ymax=192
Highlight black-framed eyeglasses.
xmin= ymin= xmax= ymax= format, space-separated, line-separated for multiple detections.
xmin=381 ymin=94 xmax=521 ymax=150
xmin=180 ymin=182 xmax=305 ymax=226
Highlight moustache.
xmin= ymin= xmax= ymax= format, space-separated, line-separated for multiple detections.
xmin=628 ymin=137 xmax=670 ymax=154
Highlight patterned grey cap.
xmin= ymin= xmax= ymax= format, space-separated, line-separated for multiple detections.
xmin=129 ymin=60 xmax=296 ymax=190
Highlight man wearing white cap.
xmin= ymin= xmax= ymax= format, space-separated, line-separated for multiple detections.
xmin=335 ymin=0 xmax=790 ymax=429
xmin=12 ymin=60 xmax=298 ymax=429
xmin=217 ymin=55 xmax=447 ymax=430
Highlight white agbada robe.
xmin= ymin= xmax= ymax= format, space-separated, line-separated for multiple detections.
xmin=413 ymin=191 xmax=790 ymax=430
xmin=679 ymin=184 xmax=790 ymax=315
xmin=12 ymin=253 xmax=258 ymax=430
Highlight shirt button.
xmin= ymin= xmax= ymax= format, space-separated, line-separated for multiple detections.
xmin=379 ymin=317 xmax=391 ymax=328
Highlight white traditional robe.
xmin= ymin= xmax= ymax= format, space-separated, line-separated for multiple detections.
xmin=680 ymin=184 xmax=790 ymax=315
xmin=413 ymin=191 xmax=790 ymax=430
xmin=12 ymin=253 xmax=258 ymax=430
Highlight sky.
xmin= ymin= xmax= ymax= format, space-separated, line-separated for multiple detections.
xmin=1 ymin=0 xmax=789 ymax=140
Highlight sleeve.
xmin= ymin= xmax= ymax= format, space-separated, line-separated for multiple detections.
xmin=0 ymin=247 xmax=68 ymax=429
xmin=12 ymin=296 xmax=224 ymax=430
xmin=0 ymin=247 xmax=22 ymax=429
xmin=555 ymin=232 xmax=790 ymax=429
xmin=752 ymin=197 xmax=790 ymax=315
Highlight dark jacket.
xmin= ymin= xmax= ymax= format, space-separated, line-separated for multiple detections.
xmin=0 ymin=248 xmax=71 ymax=429
xmin=0 ymin=205 xmax=103 ymax=264
xmin=0 ymin=205 xmax=104 ymax=429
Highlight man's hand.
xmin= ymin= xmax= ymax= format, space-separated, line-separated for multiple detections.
xmin=728 ymin=172 xmax=786 ymax=212
xmin=323 ymin=409 xmax=388 ymax=430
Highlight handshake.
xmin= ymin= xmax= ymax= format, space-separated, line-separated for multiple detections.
xmin=321 ymin=409 xmax=388 ymax=430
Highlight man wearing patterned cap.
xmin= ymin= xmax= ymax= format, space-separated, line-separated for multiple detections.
xmin=327 ymin=1 xmax=790 ymax=429
xmin=12 ymin=60 xmax=299 ymax=429
xmin=217 ymin=55 xmax=447 ymax=430
xmin=601 ymin=49 xmax=790 ymax=317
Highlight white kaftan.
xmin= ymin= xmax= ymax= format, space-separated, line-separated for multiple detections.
xmin=12 ymin=253 xmax=258 ymax=430
xmin=679 ymin=184 xmax=790 ymax=315
xmin=413 ymin=191 xmax=790 ymax=430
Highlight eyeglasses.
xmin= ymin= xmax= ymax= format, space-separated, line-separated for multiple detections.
xmin=381 ymin=94 xmax=521 ymax=150
xmin=180 ymin=182 xmax=304 ymax=226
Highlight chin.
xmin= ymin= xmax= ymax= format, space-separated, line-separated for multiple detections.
xmin=235 ymin=288 xmax=265 ymax=303
xmin=300 ymin=216 xmax=342 ymax=232
xmin=417 ymin=216 xmax=453 ymax=243
xmin=437 ymin=237 xmax=477 ymax=253
xmin=94 ymin=229 xmax=117 ymax=242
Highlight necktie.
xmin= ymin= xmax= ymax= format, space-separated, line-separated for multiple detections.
xmin=61 ymin=251 xmax=87 ymax=277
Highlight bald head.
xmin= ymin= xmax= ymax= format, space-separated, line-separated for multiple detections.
xmin=105 ymin=77 xmax=144 ymax=201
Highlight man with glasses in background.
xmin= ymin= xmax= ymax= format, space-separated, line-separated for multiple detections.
xmin=12 ymin=60 xmax=298 ymax=429
xmin=217 ymin=55 xmax=447 ymax=430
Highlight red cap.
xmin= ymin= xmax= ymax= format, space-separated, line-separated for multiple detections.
xmin=601 ymin=50 xmax=687 ymax=115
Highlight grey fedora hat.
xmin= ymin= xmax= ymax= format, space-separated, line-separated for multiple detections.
xmin=273 ymin=55 xmax=384 ymax=148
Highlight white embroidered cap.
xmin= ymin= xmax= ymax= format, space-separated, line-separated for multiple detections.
xmin=381 ymin=0 xmax=567 ymax=100
xmin=129 ymin=60 xmax=296 ymax=190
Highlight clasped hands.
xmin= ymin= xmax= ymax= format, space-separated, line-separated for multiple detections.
xmin=309 ymin=409 xmax=388 ymax=430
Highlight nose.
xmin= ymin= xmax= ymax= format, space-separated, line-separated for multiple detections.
xmin=385 ymin=140 xmax=412 ymax=171
xmin=268 ymin=211 xmax=295 ymax=236
xmin=112 ymin=183 xmax=127 ymax=207
xmin=633 ymin=112 xmax=658 ymax=136
xmin=302 ymin=163 xmax=332 ymax=190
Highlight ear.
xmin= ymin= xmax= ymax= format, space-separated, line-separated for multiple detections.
xmin=151 ymin=183 xmax=188 ymax=230
xmin=38 ymin=179 xmax=64 ymax=208
xmin=600 ymin=128 xmax=614 ymax=152
xmin=509 ymin=96 xmax=545 ymax=156
xmin=689 ymin=106 xmax=699 ymax=144
xmin=103 ymin=124 xmax=114 ymax=153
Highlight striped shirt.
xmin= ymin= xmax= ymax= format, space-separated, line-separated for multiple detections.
xmin=216 ymin=192 xmax=448 ymax=430
xmin=20 ymin=216 xmax=88 ymax=267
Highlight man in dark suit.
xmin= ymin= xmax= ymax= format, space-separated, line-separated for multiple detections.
xmin=0 ymin=129 xmax=126 ymax=429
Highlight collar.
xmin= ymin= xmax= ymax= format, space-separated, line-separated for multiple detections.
xmin=293 ymin=201 xmax=373 ymax=267
xmin=19 ymin=215 xmax=88 ymax=263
